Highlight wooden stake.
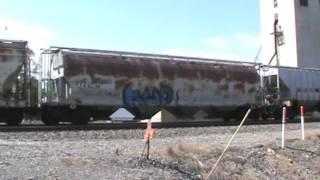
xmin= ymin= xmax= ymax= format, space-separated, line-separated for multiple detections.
xmin=205 ymin=109 xmax=251 ymax=180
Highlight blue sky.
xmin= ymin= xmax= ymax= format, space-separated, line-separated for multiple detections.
xmin=0 ymin=0 xmax=260 ymax=61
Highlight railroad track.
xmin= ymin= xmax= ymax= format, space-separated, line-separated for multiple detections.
xmin=0 ymin=118 xmax=318 ymax=132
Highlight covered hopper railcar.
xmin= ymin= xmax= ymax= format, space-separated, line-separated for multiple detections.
xmin=261 ymin=65 xmax=320 ymax=119
xmin=0 ymin=40 xmax=32 ymax=125
xmin=39 ymin=47 xmax=260 ymax=125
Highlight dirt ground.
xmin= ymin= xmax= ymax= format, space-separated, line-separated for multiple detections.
xmin=145 ymin=135 xmax=320 ymax=179
xmin=129 ymin=125 xmax=320 ymax=179
xmin=0 ymin=123 xmax=319 ymax=179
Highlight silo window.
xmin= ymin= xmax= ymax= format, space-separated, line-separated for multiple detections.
xmin=300 ymin=0 xmax=308 ymax=6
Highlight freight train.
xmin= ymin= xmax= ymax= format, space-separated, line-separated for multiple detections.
xmin=1 ymin=39 xmax=320 ymax=125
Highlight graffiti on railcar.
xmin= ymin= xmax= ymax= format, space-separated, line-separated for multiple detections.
xmin=176 ymin=88 xmax=216 ymax=102
xmin=123 ymin=83 xmax=173 ymax=106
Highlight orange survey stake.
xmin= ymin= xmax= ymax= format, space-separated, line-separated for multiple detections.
xmin=144 ymin=120 xmax=156 ymax=141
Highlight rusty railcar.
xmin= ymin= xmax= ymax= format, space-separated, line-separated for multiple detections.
xmin=39 ymin=47 xmax=260 ymax=125
xmin=0 ymin=40 xmax=31 ymax=125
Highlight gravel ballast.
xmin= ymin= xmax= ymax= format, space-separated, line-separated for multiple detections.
xmin=0 ymin=122 xmax=319 ymax=179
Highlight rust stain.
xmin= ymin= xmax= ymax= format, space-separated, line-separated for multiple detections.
xmin=229 ymin=67 xmax=258 ymax=83
xmin=0 ymin=49 xmax=25 ymax=56
xmin=64 ymin=54 xmax=159 ymax=80
xmin=217 ymin=83 xmax=229 ymax=92
xmin=90 ymin=77 xmax=112 ymax=84
xmin=63 ymin=52 xmax=259 ymax=89
xmin=0 ymin=44 xmax=26 ymax=62
xmin=234 ymin=82 xmax=245 ymax=93
xmin=138 ymin=58 xmax=159 ymax=80
xmin=159 ymin=60 xmax=177 ymax=80
xmin=115 ymin=79 xmax=130 ymax=90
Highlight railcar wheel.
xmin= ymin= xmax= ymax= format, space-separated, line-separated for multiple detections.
xmin=287 ymin=106 xmax=298 ymax=121
xmin=6 ymin=111 xmax=23 ymax=126
xmin=42 ymin=108 xmax=60 ymax=126
xmin=273 ymin=108 xmax=282 ymax=121
xmin=250 ymin=113 xmax=260 ymax=121
xmin=71 ymin=110 xmax=91 ymax=125
xmin=261 ymin=112 xmax=269 ymax=121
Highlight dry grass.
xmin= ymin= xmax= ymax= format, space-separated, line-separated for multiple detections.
xmin=164 ymin=144 xmax=224 ymax=177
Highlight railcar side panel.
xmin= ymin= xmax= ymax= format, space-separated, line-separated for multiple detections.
xmin=59 ymin=51 xmax=259 ymax=108
xmin=0 ymin=40 xmax=28 ymax=107
xmin=278 ymin=67 xmax=320 ymax=106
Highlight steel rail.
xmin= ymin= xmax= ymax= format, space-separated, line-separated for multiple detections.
xmin=0 ymin=119 xmax=318 ymax=132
